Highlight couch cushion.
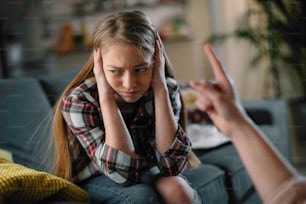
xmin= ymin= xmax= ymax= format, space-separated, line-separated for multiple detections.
xmin=195 ymin=144 xmax=262 ymax=203
xmin=182 ymin=164 xmax=228 ymax=204
xmin=0 ymin=79 xmax=53 ymax=172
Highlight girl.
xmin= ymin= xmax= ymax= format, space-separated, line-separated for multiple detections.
xmin=52 ymin=10 xmax=201 ymax=204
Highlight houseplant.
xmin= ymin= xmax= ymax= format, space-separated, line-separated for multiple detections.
xmin=207 ymin=0 xmax=306 ymax=98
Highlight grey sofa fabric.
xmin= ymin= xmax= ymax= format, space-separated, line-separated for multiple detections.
xmin=39 ymin=67 xmax=81 ymax=106
xmin=182 ymin=163 xmax=229 ymax=203
xmin=195 ymin=144 xmax=262 ymax=203
xmin=0 ymin=79 xmax=53 ymax=172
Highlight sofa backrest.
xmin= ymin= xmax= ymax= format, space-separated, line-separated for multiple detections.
xmin=39 ymin=67 xmax=81 ymax=106
xmin=0 ymin=79 xmax=53 ymax=172
xmin=243 ymin=99 xmax=291 ymax=161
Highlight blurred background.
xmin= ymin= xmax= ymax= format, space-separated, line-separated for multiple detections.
xmin=1 ymin=0 xmax=305 ymax=100
xmin=0 ymin=0 xmax=305 ymax=171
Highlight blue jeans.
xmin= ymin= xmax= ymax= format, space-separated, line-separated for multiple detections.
xmin=80 ymin=175 xmax=161 ymax=204
xmin=80 ymin=174 xmax=202 ymax=204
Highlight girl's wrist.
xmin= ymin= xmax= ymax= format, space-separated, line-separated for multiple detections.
xmin=99 ymin=94 xmax=116 ymax=106
xmin=152 ymin=83 xmax=168 ymax=96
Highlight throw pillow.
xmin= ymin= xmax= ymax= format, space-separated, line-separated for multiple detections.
xmin=0 ymin=158 xmax=89 ymax=203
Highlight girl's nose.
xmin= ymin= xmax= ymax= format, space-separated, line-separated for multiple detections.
xmin=122 ymin=73 xmax=136 ymax=89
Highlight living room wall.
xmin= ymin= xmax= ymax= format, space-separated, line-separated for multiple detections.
xmin=0 ymin=0 xmax=280 ymax=100
xmin=197 ymin=0 xmax=303 ymax=100
xmin=188 ymin=0 xmax=270 ymax=100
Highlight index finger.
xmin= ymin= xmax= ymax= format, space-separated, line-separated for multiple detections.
xmin=204 ymin=44 xmax=231 ymax=86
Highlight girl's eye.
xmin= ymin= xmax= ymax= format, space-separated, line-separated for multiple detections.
xmin=110 ymin=70 xmax=122 ymax=75
xmin=135 ymin=67 xmax=147 ymax=73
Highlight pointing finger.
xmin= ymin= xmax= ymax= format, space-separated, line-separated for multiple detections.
xmin=204 ymin=44 xmax=231 ymax=88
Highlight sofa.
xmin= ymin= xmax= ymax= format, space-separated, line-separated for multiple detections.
xmin=0 ymin=68 xmax=291 ymax=203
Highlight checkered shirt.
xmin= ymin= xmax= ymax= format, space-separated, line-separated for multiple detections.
xmin=61 ymin=77 xmax=191 ymax=185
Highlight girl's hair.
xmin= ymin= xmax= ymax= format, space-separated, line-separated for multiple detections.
xmin=52 ymin=10 xmax=198 ymax=181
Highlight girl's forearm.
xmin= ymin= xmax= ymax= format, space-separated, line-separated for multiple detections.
xmin=154 ymin=87 xmax=178 ymax=154
xmin=100 ymin=97 xmax=137 ymax=158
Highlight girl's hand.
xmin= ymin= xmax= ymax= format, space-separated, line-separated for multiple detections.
xmin=93 ymin=49 xmax=115 ymax=99
xmin=151 ymin=34 xmax=167 ymax=91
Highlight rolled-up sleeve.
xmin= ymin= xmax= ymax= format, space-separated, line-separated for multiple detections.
xmin=61 ymin=90 xmax=140 ymax=185
xmin=97 ymin=144 xmax=140 ymax=185
xmin=155 ymin=126 xmax=191 ymax=176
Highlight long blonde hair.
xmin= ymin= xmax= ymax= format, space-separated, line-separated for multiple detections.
xmin=52 ymin=10 xmax=199 ymax=181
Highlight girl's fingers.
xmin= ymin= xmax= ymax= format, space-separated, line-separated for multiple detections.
xmin=154 ymin=32 xmax=166 ymax=64
xmin=93 ymin=49 xmax=104 ymax=76
xmin=151 ymin=35 xmax=167 ymax=90
xmin=156 ymin=32 xmax=163 ymax=47
xmin=95 ymin=49 xmax=102 ymax=65
xmin=94 ymin=49 xmax=99 ymax=61
xmin=154 ymin=38 xmax=163 ymax=64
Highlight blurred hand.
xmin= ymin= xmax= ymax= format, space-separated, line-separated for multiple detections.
xmin=189 ymin=44 xmax=248 ymax=137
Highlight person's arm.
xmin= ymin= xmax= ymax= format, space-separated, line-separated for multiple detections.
xmin=151 ymin=37 xmax=178 ymax=154
xmin=155 ymin=78 xmax=192 ymax=175
xmin=61 ymin=85 xmax=140 ymax=185
xmin=151 ymin=36 xmax=191 ymax=175
xmin=190 ymin=44 xmax=306 ymax=203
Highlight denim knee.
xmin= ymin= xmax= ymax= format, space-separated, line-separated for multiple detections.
xmin=81 ymin=176 xmax=161 ymax=204
xmin=120 ymin=184 xmax=160 ymax=204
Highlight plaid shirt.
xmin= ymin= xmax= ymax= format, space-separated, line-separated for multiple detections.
xmin=61 ymin=77 xmax=191 ymax=185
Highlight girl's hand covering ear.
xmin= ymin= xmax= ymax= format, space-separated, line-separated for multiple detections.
xmin=93 ymin=49 xmax=114 ymax=98
xmin=151 ymin=34 xmax=166 ymax=91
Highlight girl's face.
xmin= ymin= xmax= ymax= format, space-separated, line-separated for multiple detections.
xmin=102 ymin=42 xmax=154 ymax=103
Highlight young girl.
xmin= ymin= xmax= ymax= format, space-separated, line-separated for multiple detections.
xmin=52 ymin=10 xmax=201 ymax=204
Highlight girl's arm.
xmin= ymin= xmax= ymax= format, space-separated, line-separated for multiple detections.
xmin=151 ymin=36 xmax=178 ymax=154
xmin=62 ymin=49 xmax=140 ymax=185
xmin=151 ymin=37 xmax=191 ymax=176
xmin=93 ymin=49 xmax=137 ymax=158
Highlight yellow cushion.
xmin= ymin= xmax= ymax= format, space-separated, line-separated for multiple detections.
xmin=0 ymin=158 xmax=89 ymax=203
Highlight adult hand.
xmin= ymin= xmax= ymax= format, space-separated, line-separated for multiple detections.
xmin=189 ymin=44 xmax=248 ymax=137
xmin=93 ymin=49 xmax=115 ymax=99
xmin=151 ymin=34 xmax=166 ymax=91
